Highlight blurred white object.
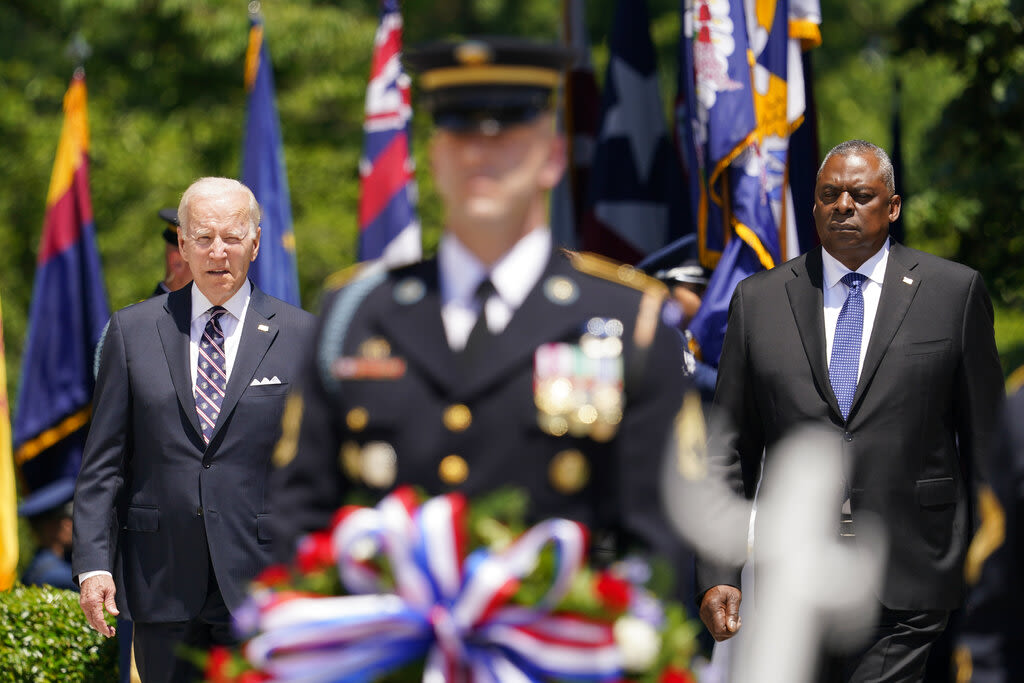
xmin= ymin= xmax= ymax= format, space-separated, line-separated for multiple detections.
xmin=731 ymin=426 xmax=887 ymax=683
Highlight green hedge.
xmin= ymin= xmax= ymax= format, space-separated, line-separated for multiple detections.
xmin=0 ymin=584 xmax=118 ymax=682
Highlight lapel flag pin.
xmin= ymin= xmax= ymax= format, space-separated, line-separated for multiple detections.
xmin=257 ymin=323 xmax=270 ymax=332
xmin=902 ymin=277 xmax=914 ymax=285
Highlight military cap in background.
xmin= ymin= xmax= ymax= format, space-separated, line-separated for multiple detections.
xmin=403 ymin=36 xmax=577 ymax=134
xmin=636 ymin=234 xmax=711 ymax=287
xmin=17 ymin=476 xmax=75 ymax=519
xmin=157 ymin=208 xmax=179 ymax=245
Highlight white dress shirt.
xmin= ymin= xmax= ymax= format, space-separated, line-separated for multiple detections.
xmin=189 ymin=280 xmax=251 ymax=389
xmin=79 ymin=281 xmax=252 ymax=585
xmin=438 ymin=227 xmax=552 ymax=351
xmin=822 ymin=241 xmax=889 ymax=382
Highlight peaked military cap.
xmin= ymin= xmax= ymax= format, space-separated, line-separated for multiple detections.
xmin=158 ymin=207 xmax=179 ymax=245
xmin=17 ymin=477 xmax=75 ymax=519
xmin=636 ymin=234 xmax=711 ymax=287
xmin=404 ymin=36 xmax=577 ymax=134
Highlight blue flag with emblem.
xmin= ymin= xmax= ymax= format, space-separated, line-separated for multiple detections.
xmin=678 ymin=0 xmax=821 ymax=365
xmin=241 ymin=11 xmax=301 ymax=306
xmin=581 ymin=0 xmax=690 ymax=265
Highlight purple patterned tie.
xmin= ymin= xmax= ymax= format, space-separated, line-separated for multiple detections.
xmin=829 ymin=273 xmax=868 ymax=421
xmin=195 ymin=306 xmax=228 ymax=444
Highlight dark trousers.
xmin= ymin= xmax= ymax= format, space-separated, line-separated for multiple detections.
xmin=820 ymin=606 xmax=950 ymax=683
xmin=133 ymin=563 xmax=234 ymax=683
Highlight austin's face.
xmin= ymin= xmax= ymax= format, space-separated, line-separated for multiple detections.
xmin=429 ymin=114 xmax=564 ymax=239
xmin=813 ymin=152 xmax=900 ymax=270
xmin=179 ymin=191 xmax=260 ymax=305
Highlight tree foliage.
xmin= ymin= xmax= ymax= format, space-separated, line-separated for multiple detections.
xmin=896 ymin=0 xmax=1024 ymax=308
xmin=2 ymin=0 xmax=1022 ymax=402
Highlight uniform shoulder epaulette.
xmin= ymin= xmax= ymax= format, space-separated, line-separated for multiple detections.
xmin=564 ymin=249 xmax=669 ymax=296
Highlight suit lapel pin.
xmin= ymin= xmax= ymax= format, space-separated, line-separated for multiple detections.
xmin=257 ymin=323 xmax=270 ymax=332
xmin=902 ymin=277 xmax=914 ymax=285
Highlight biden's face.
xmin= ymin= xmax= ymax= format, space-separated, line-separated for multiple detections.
xmin=179 ymin=190 xmax=260 ymax=305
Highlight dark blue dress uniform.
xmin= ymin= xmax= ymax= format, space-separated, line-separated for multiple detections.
xmin=270 ymin=36 xmax=692 ymax=583
xmin=955 ymin=386 xmax=1024 ymax=682
xmin=271 ymin=250 xmax=690 ymax=569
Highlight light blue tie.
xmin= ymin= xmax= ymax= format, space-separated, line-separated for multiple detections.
xmin=829 ymin=273 xmax=867 ymax=421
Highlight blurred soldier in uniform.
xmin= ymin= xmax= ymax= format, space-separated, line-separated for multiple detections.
xmin=271 ymin=37 xmax=690 ymax=575
xmin=637 ymin=234 xmax=716 ymax=403
xmin=18 ymin=477 xmax=77 ymax=591
xmin=956 ymin=384 xmax=1024 ymax=682
xmin=153 ymin=208 xmax=192 ymax=296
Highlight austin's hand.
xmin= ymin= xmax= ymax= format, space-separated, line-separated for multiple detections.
xmin=700 ymin=584 xmax=742 ymax=641
xmin=79 ymin=574 xmax=119 ymax=637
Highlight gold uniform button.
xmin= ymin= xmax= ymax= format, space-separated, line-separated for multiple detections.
xmin=550 ymin=449 xmax=590 ymax=494
xmin=443 ymin=404 xmax=472 ymax=432
xmin=339 ymin=441 xmax=362 ymax=481
xmin=346 ymin=407 xmax=369 ymax=432
xmin=439 ymin=454 xmax=469 ymax=486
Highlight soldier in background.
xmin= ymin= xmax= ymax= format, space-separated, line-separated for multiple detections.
xmin=955 ymin=384 xmax=1024 ymax=682
xmin=152 ymin=208 xmax=192 ymax=296
xmin=271 ymin=37 xmax=691 ymax=580
xmin=18 ymin=477 xmax=77 ymax=591
xmin=637 ymin=233 xmax=716 ymax=403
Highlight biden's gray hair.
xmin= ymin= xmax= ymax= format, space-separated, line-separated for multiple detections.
xmin=178 ymin=177 xmax=261 ymax=237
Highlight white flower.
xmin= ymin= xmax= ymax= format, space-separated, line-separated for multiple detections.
xmin=613 ymin=615 xmax=662 ymax=673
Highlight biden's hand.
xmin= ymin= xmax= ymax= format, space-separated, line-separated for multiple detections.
xmin=79 ymin=574 xmax=119 ymax=637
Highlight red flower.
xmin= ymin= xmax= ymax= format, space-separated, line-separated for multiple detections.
xmin=253 ymin=564 xmax=290 ymax=587
xmin=205 ymin=646 xmax=232 ymax=683
xmin=295 ymin=530 xmax=335 ymax=573
xmin=238 ymin=671 xmax=272 ymax=683
xmin=595 ymin=571 xmax=632 ymax=612
xmin=659 ymin=666 xmax=697 ymax=683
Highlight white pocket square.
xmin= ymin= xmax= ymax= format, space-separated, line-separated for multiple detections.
xmin=250 ymin=376 xmax=282 ymax=386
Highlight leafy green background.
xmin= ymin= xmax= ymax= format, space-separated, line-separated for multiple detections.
xmin=2 ymin=0 xmax=1023 ymax=393
xmin=3 ymin=0 xmax=1024 ymax=523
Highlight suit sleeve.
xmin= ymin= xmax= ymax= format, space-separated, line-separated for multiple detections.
xmin=269 ymin=295 xmax=349 ymax=563
xmin=696 ymin=283 xmax=761 ymax=594
xmin=72 ymin=311 xmax=130 ymax=578
xmin=955 ymin=271 xmax=1004 ymax=486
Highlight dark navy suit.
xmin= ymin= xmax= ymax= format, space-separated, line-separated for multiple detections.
xmin=72 ymin=283 xmax=315 ymax=664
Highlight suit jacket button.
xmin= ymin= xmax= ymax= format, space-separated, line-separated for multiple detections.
xmin=844 ymin=432 xmax=853 ymax=442
xmin=203 ymin=462 xmax=211 ymax=469
xmin=197 ymin=507 xmax=203 ymax=516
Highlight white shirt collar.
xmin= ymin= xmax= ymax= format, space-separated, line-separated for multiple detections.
xmin=190 ymin=279 xmax=252 ymax=323
xmin=822 ymin=240 xmax=889 ymax=289
xmin=439 ymin=227 xmax=552 ymax=307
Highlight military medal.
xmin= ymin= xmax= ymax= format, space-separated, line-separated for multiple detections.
xmin=534 ymin=317 xmax=625 ymax=441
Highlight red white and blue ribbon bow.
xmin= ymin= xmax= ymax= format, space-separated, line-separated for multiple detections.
xmin=244 ymin=488 xmax=624 ymax=682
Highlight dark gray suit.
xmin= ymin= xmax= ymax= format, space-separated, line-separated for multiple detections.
xmin=702 ymin=240 xmax=1003 ymax=610
xmin=73 ymin=283 xmax=315 ymax=623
